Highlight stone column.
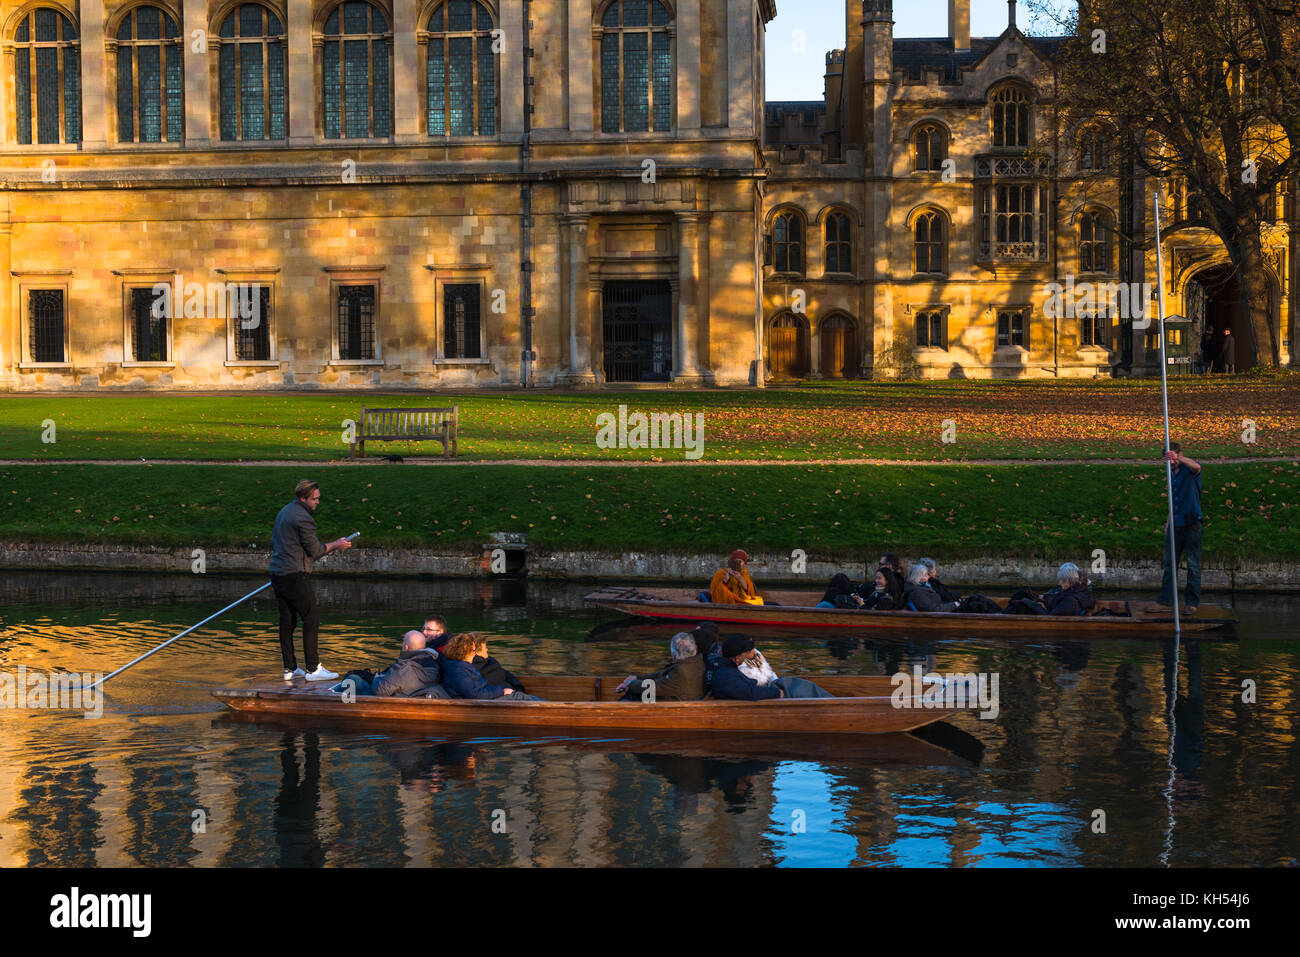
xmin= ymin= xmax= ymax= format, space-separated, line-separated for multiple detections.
xmin=183 ymin=0 xmax=211 ymax=145
xmin=0 ymin=221 xmax=14 ymax=388
xmin=726 ymin=0 xmax=753 ymax=135
xmin=499 ymin=0 xmax=524 ymax=133
xmin=587 ymin=277 xmax=603 ymax=383
xmin=79 ymin=0 xmax=109 ymax=148
xmin=676 ymin=0 xmax=700 ymax=132
xmin=393 ymin=0 xmax=419 ymax=142
xmin=288 ymin=0 xmax=315 ymax=144
xmin=562 ymin=215 xmax=596 ymax=384
xmin=566 ymin=0 xmax=593 ymax=132
xmin=675 ymin=211 xmax=704 ymax=381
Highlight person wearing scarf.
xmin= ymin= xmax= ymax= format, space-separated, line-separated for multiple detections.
xmin=709 ymin=549 xmax=764 ymax=605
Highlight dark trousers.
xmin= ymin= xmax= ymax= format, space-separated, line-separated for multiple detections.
xmin=1158 ymin=521 xmax=1203 ymax=608
xmin=271 ymin=573 xmax=319 ymax=671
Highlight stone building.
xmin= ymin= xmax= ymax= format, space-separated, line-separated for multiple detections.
xmin=1 ymin=0 xmax=1291 ymax=391
xmin=0 ymin=0 xmax=773 ymax=391
xmin=761 ymin=0 xmax=1292 ymax=379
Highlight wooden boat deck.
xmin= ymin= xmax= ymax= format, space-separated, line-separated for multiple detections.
xmin=584 ymin=586 xmax=1237 ymax=635
xmin=212 ymin=674 xmax=958 ymax=735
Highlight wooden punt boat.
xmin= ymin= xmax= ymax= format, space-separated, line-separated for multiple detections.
xmin=212 ymin=674 xmax=959 ymax=735
xmin=584 ymin=586 xmax=1237 ymax=635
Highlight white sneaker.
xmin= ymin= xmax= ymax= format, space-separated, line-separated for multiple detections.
xmin=283 ymin=667 xmax=306 ymax=681
xmin=304 ymin=665 xmax=339 ymax=681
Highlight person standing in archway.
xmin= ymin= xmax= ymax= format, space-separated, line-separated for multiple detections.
xmin=1218 ymin=328 xmax=1235 ymax=373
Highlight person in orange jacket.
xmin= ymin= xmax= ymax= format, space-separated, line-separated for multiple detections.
xmin=709 ymin=549 xmax=764 ymax=605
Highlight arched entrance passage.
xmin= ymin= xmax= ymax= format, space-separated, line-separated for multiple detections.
xmin=819 ymin=314 xmax=858 ymax=378
xmin=767 ymin=312 xmax=809 ymax=379
xmin=1187 ymin=264 xmax=1253 ymax=371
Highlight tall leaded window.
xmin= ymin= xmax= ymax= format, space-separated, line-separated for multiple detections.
xmin=28 ymin=289 xmax=67 ymax=363
xmin=914 ymin=212 xmax=946 ymax=274
xmin=13 ymin=8 xmax=81 ymax=145
xmin=444 ymin=283 xmax=482 ymax=359
xmin=219 ymin=4 xmax=287 ymax=141
xmin=235 ymin=286 xmax=273 ymax=360
xmin=1078 ymin=126 xmax=1107 ymax=171
xmin=773 ymin=212 xmax=804 ymax=274
xmin=991 ymin=84 xmax=1030 ymax=148
xmin=115 ymin=5 xmax=183 ymax=143
xmin=427 ymin=0 xmax=496 ymax=136
xmin=322 ymin=1 xmax=392 ymax=139
xmin=914 ymin=124 xmax=947 ymax=172
xmin=130 ymin=287 xmax=169 ymax=361
xmin=337 ymin=284 xmax=377 ymax=359
xmin=1079 ymin=211 xmax=1111 ymax=273
xmin=600 ymin=0 xmax=673 ymax=134
xmin=825 ymin=212 xmax=852 ymax=274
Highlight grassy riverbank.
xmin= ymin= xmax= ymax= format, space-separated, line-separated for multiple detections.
xmin=3 ymin=461 xmax=1297 ymax=561
xmin=1 ymin=375 xmax=1297 ymax=462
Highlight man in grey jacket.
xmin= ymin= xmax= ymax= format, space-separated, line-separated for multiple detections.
xmin=340 ymin=631 xmax=449 ymax=698
xmin=270 ymin=479 xmax=353 ymax=681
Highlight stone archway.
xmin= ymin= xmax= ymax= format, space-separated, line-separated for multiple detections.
xmin=1189 ymin=264 xmax=1251 ymax=371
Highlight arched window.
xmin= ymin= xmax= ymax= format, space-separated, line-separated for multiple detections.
xmin=1078 ymin=126 xmax=1107 ymax=171
xmin=1079 ymin=211 xmax=1111 ymax=273
xmin=322 ymin=1 xmax=392 ymax=139
xmin=991 ymin=84 xmax=1030 ymax=148
xmin=824 ymin=212 xmax=852 ymax=274
xmin=599 ymin=0 xmax=673 ymax=134
xmin=767 ymin=312 xmax=809 ymax=379
xmin=14 ymin=7 xmax=80 ymax=145
xmin=219 ymin=4 xmax=287 ymax=141
xmin=115 ymin=6 xmax=183 ymax=143
xmin=773 ymin=212 xmax=804 ymax=274
xmin=427 ymin=0 xmax=496 ymax=136
xmin=914 ymin=124 xmax=947 ymax=172
xmin=914 ymin=211 xmax=946 ymax=274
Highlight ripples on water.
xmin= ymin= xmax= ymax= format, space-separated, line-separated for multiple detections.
xmin=0 ymin=573 xmax=1297 ymax=867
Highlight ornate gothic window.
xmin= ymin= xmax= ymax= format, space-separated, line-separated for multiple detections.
xmin=321 ymin=1 xmax=392 ymax=139
xmin=914 ymin=212 xmax=946 ymax=274
xmin=773 ymin=212 xmax=804 ymax=274
xmin=427 ymin=0 xmax=497 ymax=136
xmin=824 ymin=212 xmax=852 ymax=274
xmin=13 ymin=7 xmax=81 ymax=145
xmin=914 ymin=124 xmax=947 ymax=172
xmin=991 ymin=84 xmax=1030 ymax=148
xmin=600 ymin=0 xmax=673 ymax=133
xmin=219 ymin=4 xmax=287 ymax=141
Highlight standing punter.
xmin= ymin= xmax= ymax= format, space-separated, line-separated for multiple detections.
xmin=1156 ymin=442 xmax=1202 ymax=615
xmin=271 ymin=479 xmax=353 ymax=681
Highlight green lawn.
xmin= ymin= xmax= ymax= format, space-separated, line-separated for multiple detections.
xmin=3 ymin=461 xmax=1296 ymax=561
xmin=1 ymin=374 xmax=1297 ymax=461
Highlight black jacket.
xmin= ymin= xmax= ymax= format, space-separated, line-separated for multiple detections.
xmin=1046 ymin=584 xmax=1095 ymax=617
xmin=929 ymin=577 xmax=961 ymax=603
xmin=372 ymin=649 xmax=443 ymax=698
xmin=858 ymin=590 xmax=895 ymax=611
xmin=710 ymin=659 xmax=781 ymax=701
xmin=904 ymin=581 xmax=958 ymax=612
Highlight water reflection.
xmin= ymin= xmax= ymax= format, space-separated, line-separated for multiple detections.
xmin=0 ymin=574 xmax=1297 ymax=866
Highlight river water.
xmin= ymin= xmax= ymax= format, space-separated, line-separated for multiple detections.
xmin=0 ymin=571 xmax=1296 ymax=867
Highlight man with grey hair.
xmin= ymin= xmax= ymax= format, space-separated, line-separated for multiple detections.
xmin=904 ymin=563 xmax=960 ymax=612
xmin=918 ymin=557 xmax=962 ymax=605
xmin=338 ymin=630 xmax=449 ymax=698
xmin=615 ymin=632 xmax=705 ymax=701
xmin=1012 ymin=562 xmax=1096 ymax=616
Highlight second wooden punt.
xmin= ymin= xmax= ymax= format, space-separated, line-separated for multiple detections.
xmin=212 ymin=674 xmax=961 ymax=735
xmin=584 ymin=586 xmax=1237 ymax=636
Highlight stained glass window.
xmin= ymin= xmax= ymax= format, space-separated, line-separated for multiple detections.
xmin=322 ymin=2 xmax=392 ymax=139
xmin=115 ymin=6 xmax=183 ymax=143
xmin=599 ymin=0 xmax=673 ymax=133
xmin=14 ymin=8 xmax=80 ymax=145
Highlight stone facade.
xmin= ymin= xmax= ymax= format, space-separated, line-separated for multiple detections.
xmin=0 ymin=0 xmax=774 ymax=390
xmin=762 ymin=0 xmax=1293 ymax=379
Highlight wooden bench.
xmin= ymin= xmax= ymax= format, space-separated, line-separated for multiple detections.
xmin=351 ymin=406 xmax=458 ymax=458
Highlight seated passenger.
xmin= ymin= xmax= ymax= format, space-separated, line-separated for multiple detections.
xmin=1044 ymin=562 xmax=1096 ymax=616
xmin=903 ymin=563 xmax=961 ymax=613
xmin=918 ymin=557 xmax=962 ymax=604
xmin=854 ymin=570 xmax=897 ymax=611
xmin=422 ymin=615 xmax=526 ymax=692
xmin=709 ymin=550 xmax=764 ymax=605
xmin=874 ymin=553 xmax=906 ymax=606
xmin=614 ymin=632 xmax=706 ymax=701
xmin=711 ymin=636 xmax=834 ymax=700
xmin=817 ymin=572 xmax=859 ymax=609
xmin=440 ymin=632 xmax=544 ymax=701
xmin=338 ymin=630 xmax=449 ymax=698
